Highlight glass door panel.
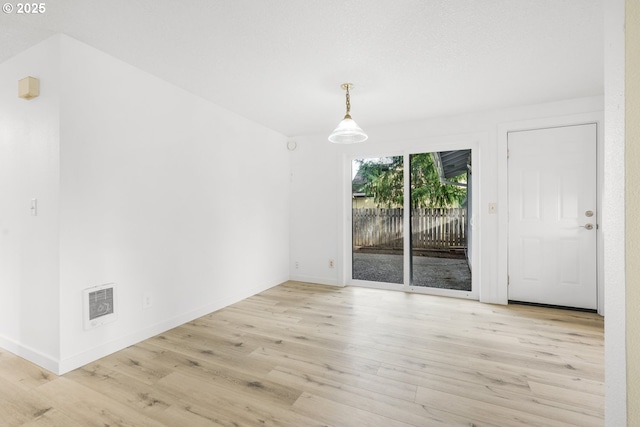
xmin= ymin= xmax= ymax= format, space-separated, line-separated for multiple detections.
xmin=409 ymin=151 xmax=471 ymax=291
xmin=352 ymin=156 xmax=404 ymax=284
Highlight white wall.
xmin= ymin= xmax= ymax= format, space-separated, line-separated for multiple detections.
xmin=56 ymin=36 xmax=290 ymax=373
xmin=604 ymin=0 xmax=627 ymax=424
xmin=289 ymin=96 xmax=604 ymax=305
xmin=626 ymin=0 xmax=640 ymax=421
xmin=0 ymin=36 xmax=61 ymax=372
xmin=1 ymin=35 xmax=290 ymax=374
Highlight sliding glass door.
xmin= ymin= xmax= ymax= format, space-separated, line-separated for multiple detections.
xmin=350 ymin=149 xmax=474 ymax=298
xmin=351 ymin=156 xmax=404 ymax=285
xmin=409 ymin=151 xmax=471 ymax=292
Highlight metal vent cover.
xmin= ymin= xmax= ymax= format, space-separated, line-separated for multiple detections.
xmin=83 ymin=283 xmax=117 ymax=330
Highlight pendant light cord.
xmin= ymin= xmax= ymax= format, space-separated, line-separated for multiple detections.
xmin=345 ymin=84 xmax=352 ymax=119
xmin=328 ymin=82 xmax=368 ymax=143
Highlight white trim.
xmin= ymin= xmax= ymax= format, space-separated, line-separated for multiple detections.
xmin=406 ymin=284 xmax=477 ymax=300
xmin=0 ymin=335 xmax=59 ymax=375
xmin=403 ymin=152 xmax=411 ymax=287
xmin=289 ymin=274 xmax=342 ymax=287
xmin=350 ymin=279 xmax=404 ymax=292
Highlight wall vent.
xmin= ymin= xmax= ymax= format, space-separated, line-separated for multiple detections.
xmin=83 ymin=283 xmax=117 ymax=330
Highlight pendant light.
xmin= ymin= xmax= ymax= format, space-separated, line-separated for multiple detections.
xmin=328 ymin=83 xmax=368 ymax=144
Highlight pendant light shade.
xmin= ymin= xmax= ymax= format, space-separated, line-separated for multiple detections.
xmin=329 ymin=117 xmax=368 ymax=144
xmin=328 ymin=83 xmax=368 ymax=144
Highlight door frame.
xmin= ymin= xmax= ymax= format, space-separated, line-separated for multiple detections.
xmin=342 ymin=137 xmax=480 ymax=300
xmin=497 ymin=112 xmax=604 ymax=314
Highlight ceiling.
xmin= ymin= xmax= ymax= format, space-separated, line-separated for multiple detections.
xmin=0 ymin=0 xmax=604 ymax=137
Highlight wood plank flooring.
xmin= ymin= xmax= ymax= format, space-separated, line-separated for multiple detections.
xmin=0 ymin=281 xmax=604 ymax=426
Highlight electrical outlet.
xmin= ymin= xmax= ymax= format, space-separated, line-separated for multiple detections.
xmin=295 ymin=261 xmax=299 ymax=269
xmin=143 ymin=293 xmax=152 ymax=309
xmin=329 ymin=259 xmax=335 ymax=268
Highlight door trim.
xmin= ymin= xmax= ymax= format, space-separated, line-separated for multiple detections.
xmin=497 ymin=113 xmax=604 ymax=315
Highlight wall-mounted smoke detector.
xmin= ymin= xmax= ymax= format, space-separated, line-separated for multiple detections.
xmin=18 ymin=76 xmax=39 ymax=100
xmin=83 ymin=283 xmax=117 ymax=330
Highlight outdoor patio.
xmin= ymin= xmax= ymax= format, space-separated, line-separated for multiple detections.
xmin=352 ymin=252 xmax=471 ymax=291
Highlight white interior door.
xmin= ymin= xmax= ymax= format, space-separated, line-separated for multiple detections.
xmin=508 ymin=124 xmax=597 ymax=309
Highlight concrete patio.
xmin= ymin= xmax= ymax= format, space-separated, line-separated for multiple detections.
xmin=352 ymin=252 xmax=471 ymax=291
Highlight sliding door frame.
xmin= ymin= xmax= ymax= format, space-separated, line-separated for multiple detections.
xmin=343 ymin=139 xmax=480 ymax=300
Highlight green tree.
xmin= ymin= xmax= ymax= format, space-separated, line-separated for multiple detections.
xmin=353 ymin=154 xmax=466 ymax=208
xmin=353 ymin=157 xmax=403 ymax=208
xmin=410 ymin=153 xmax=466 ymax=208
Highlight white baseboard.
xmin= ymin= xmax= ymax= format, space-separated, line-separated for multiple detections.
xmin=0 ymin=335 xmax=59 ymax=375
xmin=289 ymin=274 xmax=343 ymax=287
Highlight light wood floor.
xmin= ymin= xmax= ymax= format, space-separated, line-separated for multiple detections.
xmin=0 ymin=281 xmax=604 ymax=427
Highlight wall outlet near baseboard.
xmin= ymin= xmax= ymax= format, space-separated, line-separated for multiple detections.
xmin=329 ymin=259 xmax=335 ymax=268
xmin=143 ymin=293 xmax=152 ymax=309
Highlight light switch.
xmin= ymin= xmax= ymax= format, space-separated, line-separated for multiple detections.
xmin=30 ymin=198 xmax=37 ymax=216
xmin=488 ymin=202 xmax=497 ymax=214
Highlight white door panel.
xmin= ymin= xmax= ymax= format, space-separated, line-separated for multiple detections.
xmin=508 ymin=124 xmax=597 ymax=309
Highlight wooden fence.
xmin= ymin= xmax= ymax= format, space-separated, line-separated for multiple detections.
xmin=352 ymin=208 xmax=467 ymax=249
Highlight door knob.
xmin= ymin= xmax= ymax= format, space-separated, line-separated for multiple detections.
xmin=580 ymin=223 xmax=594 ymax=230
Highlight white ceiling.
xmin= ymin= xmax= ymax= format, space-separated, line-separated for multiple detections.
xmin=0 ymin=0 xmax=604 ymax=137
